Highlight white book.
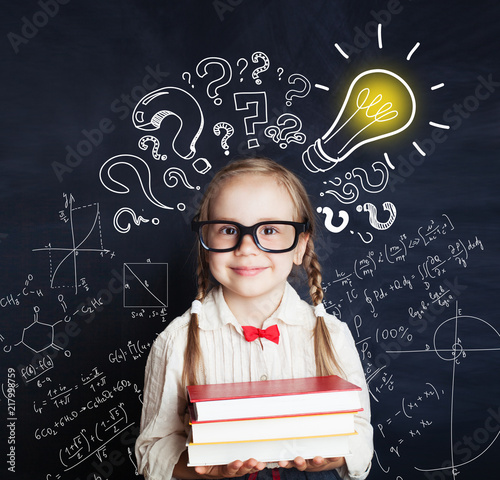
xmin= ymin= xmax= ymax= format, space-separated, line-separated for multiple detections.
xmin=187 ymin=432 xmax=355 ymax=467
xmin=190 ymin=409 xmax=360 ymax=444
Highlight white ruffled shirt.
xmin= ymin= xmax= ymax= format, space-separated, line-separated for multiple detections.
xmin=135 ymin=282 xmax=373 ymax=480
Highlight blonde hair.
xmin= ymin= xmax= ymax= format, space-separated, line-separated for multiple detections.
xmin=183 ymin=157 xmax=344 ymax=386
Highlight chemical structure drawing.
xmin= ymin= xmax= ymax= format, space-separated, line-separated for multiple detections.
xmin=14 ymin=306 xmax=66 ymax=355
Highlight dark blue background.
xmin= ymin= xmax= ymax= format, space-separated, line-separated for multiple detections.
xmin=1 ymin=1 xmax=499 ymax=478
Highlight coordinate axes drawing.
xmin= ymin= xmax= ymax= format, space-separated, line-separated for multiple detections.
xmin=32 ymin=195 xmax=114 ymax=294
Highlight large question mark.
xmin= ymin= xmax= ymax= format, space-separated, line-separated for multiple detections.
xmin=99 ymin=154 xmax=174 ymax=210
xmin=285 ymin=73 xmax=311 ymax=106
xmin=213 ymin=122 xmax=235 ymax=155
xmin=132 ymin=86 xmax=204 ymax=161
xmin=237 ymin=58 xmax=248 ymax=82
xmin=317 ymin=206 xmax=349 ymax=233
xmin=357 ymin=201 xmax=397 ymax=230
xmin=251 ymin=51 xmax=270 ymax=85
xmin=233 ymin=91 xmax=269 ymax=149
xmin=196 ymin=56 xmax=232 ymax=105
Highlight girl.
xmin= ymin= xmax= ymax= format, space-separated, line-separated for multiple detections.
xmin=135 ymin=158 xmax=373 ymax=480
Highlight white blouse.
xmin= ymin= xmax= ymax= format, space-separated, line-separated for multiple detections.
xmin=135 ymin=282 xmax=373 ymax=480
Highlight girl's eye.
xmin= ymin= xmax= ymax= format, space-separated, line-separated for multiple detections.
xmin=260 ymin=225 xmax=279 ymax=236
xmin=220 ymin=226 xmax=238 ymax=236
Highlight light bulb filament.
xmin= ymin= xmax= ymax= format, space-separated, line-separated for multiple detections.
xmin=333 ymin=88 xmax=399 ymax=154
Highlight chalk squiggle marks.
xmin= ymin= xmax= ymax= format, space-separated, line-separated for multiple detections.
xmin=357 ymin=201 xmax=397 ymax=230
xmin=349 ymin=161 xmax=389 ymax=194
xmin=321 ymin=177 xmax=359 ymax=204
xmin=321 ymin=161 xmax=390 ymax=204
xmin=113 ymin=207 xmax=160 ymax=234
xmin=264 ymin=113 xmax=306 ymax=149
xmin=99 ymin=154 xmax=174 ymax=210
xmin=138 ymin=135 xmax=167 ymax=161
xmin=351 ymin=230 xmax=374 ymax=244
xmin=316 ymin=206 xmax=349 ymax=233
xmin=132 ymin=86 xmax=204 ymax=160
xmin=163 ymin=167 xmax=199 ymax=190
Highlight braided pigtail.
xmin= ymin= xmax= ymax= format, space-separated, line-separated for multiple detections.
xmin=303 ymin=240 xmax=345 ymax=378
xmin=182 ymin=254 xmax=210 ymax=387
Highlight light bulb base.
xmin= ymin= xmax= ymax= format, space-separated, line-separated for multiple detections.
xmin=302 ymin=138 xmax=340 ymax=173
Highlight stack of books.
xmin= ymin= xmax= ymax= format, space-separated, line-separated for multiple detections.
xmin=186 ymin=375 xmax=362 ymax=466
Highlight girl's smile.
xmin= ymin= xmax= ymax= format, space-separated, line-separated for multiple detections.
xmin=229 ymin=266 xmax=269 ymax=276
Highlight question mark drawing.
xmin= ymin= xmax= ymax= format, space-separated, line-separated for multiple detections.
xmin=277 ymin=67 xmax=284 ymax=81
xmin=113 ymin=207 xmax=159 ymax=234
xmin=233 ymin=91 xmax=269 ymax=149
xmin=133 ymin=86 xmax=204 ymax=161
xmin=100 ymin=154 xmax=174 ymax=210
xmin=196 ymin=56 xmax=232 ymax=105
xmin=237 ymin=58 xmax=248 ymax=82
xmin=357 ymin=201 xmax=397 ymax=230
xmin=213 ymin=122 xmax=234 ymax=155
xmin=138 ymin=135 xmax=167 ymax=161
xmin=285 ymin=73 xmax=311 ymax=106
xmin=251 ymin=51 xmax=270 ymax=85
xmin=182 ymin=72 xmax=194 ymax=88
xmin=264 ymin=113 xmax=306 ymax=149
xmin=317 ymin=206 xmax=349 ymax=233
xmin=163 ymin=167 xmax=199 ymax=190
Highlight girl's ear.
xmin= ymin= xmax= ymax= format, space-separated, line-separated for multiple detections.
xmin=293 ymin=233 xmax=310 ymax=265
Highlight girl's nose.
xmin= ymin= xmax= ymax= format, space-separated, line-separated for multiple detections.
xmin=235 ymin=232 xmax=260 ymax=255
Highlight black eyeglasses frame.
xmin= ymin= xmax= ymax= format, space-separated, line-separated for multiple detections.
xmin=191 ymin=219 xmax=309 ymax=253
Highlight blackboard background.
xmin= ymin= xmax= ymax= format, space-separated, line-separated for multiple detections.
xmin=1 ymin=1 xmax=499 ymax=479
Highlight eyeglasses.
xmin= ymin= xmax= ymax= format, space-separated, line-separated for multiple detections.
xmin=191 ymin=219 xmax=309 ymax=253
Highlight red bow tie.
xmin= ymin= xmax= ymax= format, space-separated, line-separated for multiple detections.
xmin=241 ymin=324 xmax=280 ymax=344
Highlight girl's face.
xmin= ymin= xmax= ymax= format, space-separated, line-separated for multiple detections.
xmin=207 ymin=174 xmax=309 ymax=308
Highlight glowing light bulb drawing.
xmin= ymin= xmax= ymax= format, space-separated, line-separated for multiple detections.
xmin=303 ymin=69 xmax=416 ymax=173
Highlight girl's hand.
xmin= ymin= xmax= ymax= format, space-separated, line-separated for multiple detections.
xmin=194 ymin=458 xmax=266 ymax=478
xmin=278 ymin=456 xmax=345 ymax=472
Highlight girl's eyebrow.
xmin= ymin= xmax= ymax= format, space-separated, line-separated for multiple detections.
xmin=210 ymin=218 xmax=295 ymax=223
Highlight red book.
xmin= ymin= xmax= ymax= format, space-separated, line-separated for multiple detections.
xmin=187 ymin=375 xmax=361 ymax=422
